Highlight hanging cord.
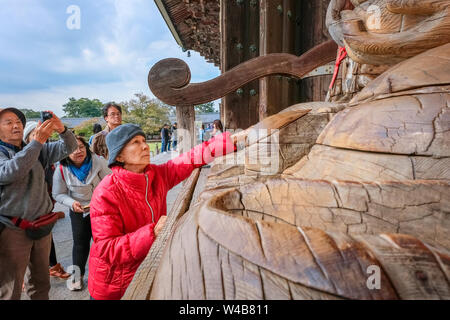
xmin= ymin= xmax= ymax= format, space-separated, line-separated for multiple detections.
xmin=329 ymin=47 xmax=348 ymax=90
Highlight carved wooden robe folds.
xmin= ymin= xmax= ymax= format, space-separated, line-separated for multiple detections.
xmin=123 ymin=0 xmax=450 ymax=300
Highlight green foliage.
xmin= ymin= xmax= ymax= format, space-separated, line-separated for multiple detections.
xmin=19 ymin=108 xmax=41 ymax=118
xmin=72 ymin=118 xmax=102 ymax=138
xmin=121 ymin=93 xmax=170 ymax=135
xmin=194 ymin=102 xmax=215 ymax=114
xmin=63 ymin=97 xmax=103 ymax=117
xmin=50 ymin=132 xmax=60 ymax=141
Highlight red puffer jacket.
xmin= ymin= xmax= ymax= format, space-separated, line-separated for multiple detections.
xmin=88 ymin=132 xmax=235 ymax=300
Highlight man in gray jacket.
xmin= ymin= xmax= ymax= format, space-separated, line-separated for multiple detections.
xmin=0 ymin=107 xmax=77 ymax=300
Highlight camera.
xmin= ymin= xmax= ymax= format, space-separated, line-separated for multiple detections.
xmin=40 ymin=111 xmax=53 ymax=122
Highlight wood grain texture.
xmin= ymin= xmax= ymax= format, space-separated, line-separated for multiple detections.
xmin=259 ymin=0 xmax=299 ymax=118
xmin=204 ymin=108 xmax=315 ymax=177
xmin=327 ymin=0 xmax=450 ymax=65
xmin=220 ymin=0 xmax=259 ymax=129
xmin=147 ymin=194 xmax=450 ymax=299
xmin=355 ymin=233 xmax=450 ymax=299
xmin=210 ymin=179 xmax=450 ymax=251
xmin=209 ymin=102 xmax=343 ymax=179
xmin=317 ymin=93 xmax=450 ymax=157
xmin=298 ymin=0 xmax=335 ymax=103
xmin=131 ymin=0 xmax=450 ymax=301
xmin=147 ymin=40 xmax=337 ymax=107
xmin=286 ymin=144 xmax=450 ymax=181
xmin=350 ymin=43 xmax=450 ymax=104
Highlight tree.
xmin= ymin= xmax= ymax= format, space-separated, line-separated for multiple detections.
xmin=194 ymin=102 xmax=216 ymax=114
xmin=62 ymin=97 xmax=103 ymax=117
xmin=73 ymin=118 xmax=102 ymax=138
xmin=19 ymin=108 xmax=41 ymax=118
xmin=121 ymin=93 xmax=170 ymax=135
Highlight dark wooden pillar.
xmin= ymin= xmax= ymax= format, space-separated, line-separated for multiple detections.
xmin=220 ymin=0 xmax=259 ymax=131
xmin=259 ymin=0 xmax=298 ymax=120
xmin=297 ymin=0 xmax=333 ymax=102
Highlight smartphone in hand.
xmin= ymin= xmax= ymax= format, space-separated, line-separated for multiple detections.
xmin=40 ymin=111 xmax=53 ymax=123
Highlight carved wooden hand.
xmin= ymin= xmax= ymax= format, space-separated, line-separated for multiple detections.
xmin=327 ymin=0 xmax=450 ymax=65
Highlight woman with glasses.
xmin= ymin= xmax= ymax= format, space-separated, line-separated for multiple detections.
xmin=53 ymin=136 xmax=111 ymax=291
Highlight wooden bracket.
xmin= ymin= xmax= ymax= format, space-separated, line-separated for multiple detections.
xmin=148 ymin=40 xmax=338 ymax=107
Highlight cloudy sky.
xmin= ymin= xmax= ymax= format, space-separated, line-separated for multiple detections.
xmin=0 ymin=0 xmax=220 ymax=117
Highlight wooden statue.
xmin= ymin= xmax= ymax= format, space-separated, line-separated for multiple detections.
xmin=123 ymin=0 xmax=450 ymax=300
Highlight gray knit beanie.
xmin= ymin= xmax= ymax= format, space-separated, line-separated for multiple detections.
xmin=106 ymin=123 xmax=146 ymax=167
xmin=23 ymin=121 xmax=38 ymax=143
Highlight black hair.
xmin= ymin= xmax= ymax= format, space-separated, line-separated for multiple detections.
xmin=213 ymin=119 xmax=223 ymax=132
xmin=93 ymin=123 xmax=102 ymax=134
xmin=60 ymin=135 xmax=92 ymax=167
xmin=102 ymin=102 xmax=122 ymax=118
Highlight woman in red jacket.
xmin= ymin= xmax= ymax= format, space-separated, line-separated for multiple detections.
xmin=87 ymin=123 xmax=235 ymax=300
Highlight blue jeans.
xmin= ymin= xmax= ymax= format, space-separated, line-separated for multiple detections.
xmin=161 ymin=139 xmax=168 ymax=152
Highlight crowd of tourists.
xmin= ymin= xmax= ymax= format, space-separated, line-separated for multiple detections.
xmin=0 ymin=102 xmax=235 ymax=300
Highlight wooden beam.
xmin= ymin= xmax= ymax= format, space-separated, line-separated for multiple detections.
xmin=220 ymin=0 xmax=260 ymax=130
xmin=246 ymin=0 xmax=260 ymax=128
xmin=282 ymin=0 xmax=297 ymax=108
xmin=259 ymin=0 xmax=299 ymax=120
xmin=259 ymin=0 xmax=282 ymax=120
xmin=221 ymin=0 xmax=246 ymax=130
xmin=298 ymin=0 xmax=334 ymax=102
xmin=147 ymin=41 xmax=337 ymax=107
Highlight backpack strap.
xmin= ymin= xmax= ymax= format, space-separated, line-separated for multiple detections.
xmin=59 ymin=164 xmax=65 ymax=183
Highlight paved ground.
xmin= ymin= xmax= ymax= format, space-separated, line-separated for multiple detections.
xmin=21 ymin=150 xmax=182 ymax=300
